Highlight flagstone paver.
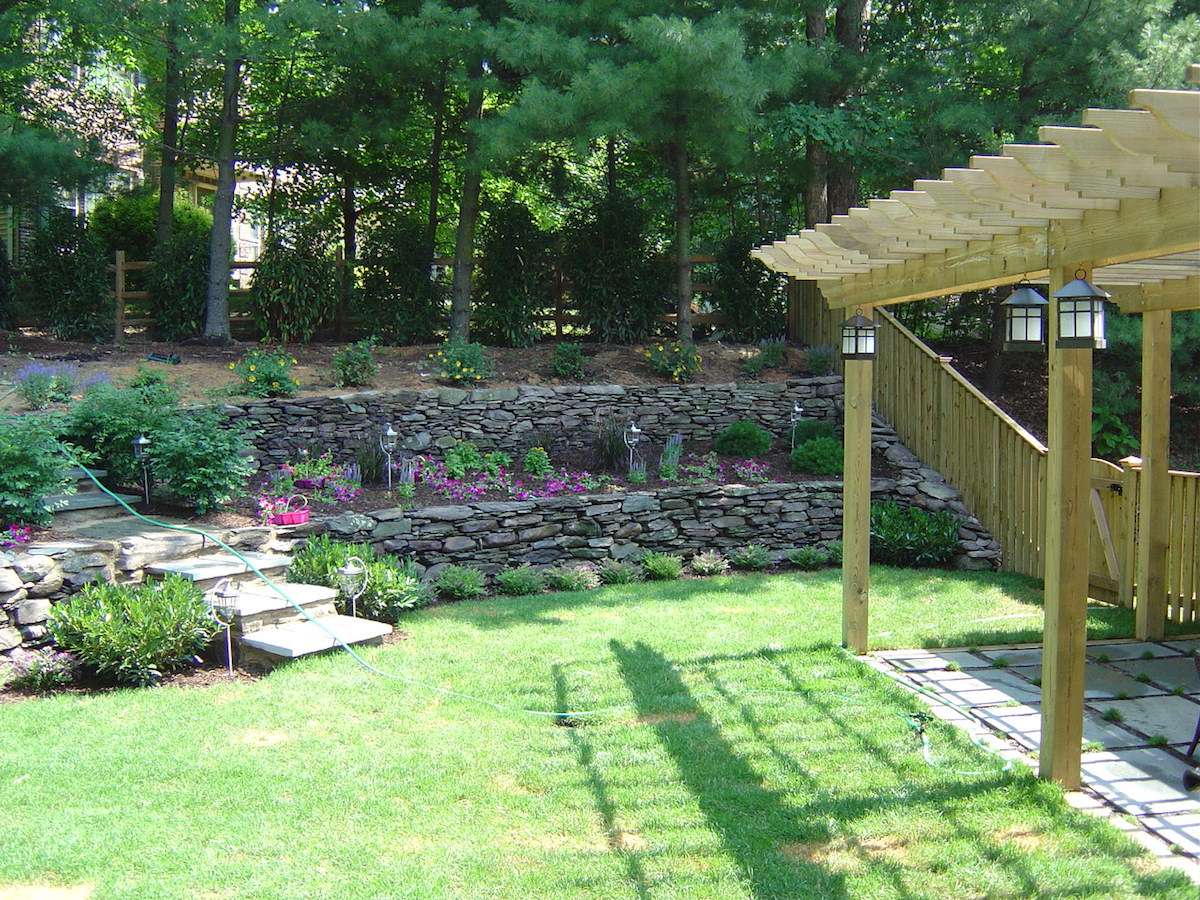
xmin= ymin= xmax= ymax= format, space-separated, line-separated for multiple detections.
xmin=910 ymin=668 xmax=1042 ymax=706
xmin=1087 ymin=641 xmax=1180 ymax=661
xmin=1010 ymin=663 xmax=1163 ymax=699
xmin=977 ymin=647 xmax=1043 ymax=667
xmin=972 ymin=702 xmax=1145 ymax=752
xmin=1113 ymin=656 xmax=1200 ymax=694
xmin=1164 ymin=640 xmax=1200 ymax=656
xmin=874 ymin=649 xmax=991 ymax=672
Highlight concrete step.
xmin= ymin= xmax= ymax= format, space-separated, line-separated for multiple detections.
xmin=65 ymin=466 xmax=108 ymax=481
xmin=48 ymin=490 xmax=142 ymax=527
xmin=206 ymin=582 xmax=339 ymax=633
xmin=146 ymin=551 xmax=292 ymax=591
xmin=239 ymin=614 xmax=391 ymax=662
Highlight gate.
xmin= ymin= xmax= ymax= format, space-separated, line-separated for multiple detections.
xmin=1088 ymin=459 xmax=1137 ymax=607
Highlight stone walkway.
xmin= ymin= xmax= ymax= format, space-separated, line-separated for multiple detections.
xmin=870 ymin=638 xmax=1200 ymax=878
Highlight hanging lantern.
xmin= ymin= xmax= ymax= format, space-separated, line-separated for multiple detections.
xmin=1053 ymin=270 xmax=1109 ymax=350
xmin=841 ymin=311 xmax=877 ymax=360
xmin=1001 ymin=280 xmax=1049 ymax=352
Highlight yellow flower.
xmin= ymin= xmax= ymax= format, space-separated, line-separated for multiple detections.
xmin=249 ymin=365 xmax=256 ymax=372
xmin=272 ymin=382 xmax=279 ymax=389
xmin=475 ymin=375 xmax=482 ymax=381
xmin=227 ymin=362 xmax=235 ymax=370
xmin=291 ymin=357 xmax=298 ymax=364
xmin=248 ymin=375 xmax=256 ymax=383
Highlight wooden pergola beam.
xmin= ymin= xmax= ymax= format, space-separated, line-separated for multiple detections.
xmin=1108 ymin=276 xmax=1200 ymax=313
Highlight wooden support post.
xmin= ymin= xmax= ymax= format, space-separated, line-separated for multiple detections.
xmin=1135 ymin=310 xmax=1172 ymax=638
xmin=113 ymin=250 xmax=126 ymax=345
xmin=1119 ymin=456 xmax=1141 ymax=611
xmin=842 ymin=303 xmax=873 ymax=654
xmin=1039 ymin=265 xmax=1094 ymax=789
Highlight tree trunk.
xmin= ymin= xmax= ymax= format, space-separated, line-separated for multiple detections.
xmin=605 ymin=136 xmax=617 ymax=194
xmin=338 ymin=172 xmax=356 ymax=341
xmin=203 ymin=0 xmax=242 ymax=343
xmin=450 ymin=65 xmax=485 ymax=342
xmin=984 ymin=291 xmax=1006 ymax=393
xmin=828 ymin=166 xmax=859 ymax=217
xmin=155 ymin=0 xmax=181 ymax=250
xmin=671 ymin=141 xmax=693 ymax=344
xmin=265 ymin=45 xmax=298 ymax=244
xmin=425 ymin=68 xmax=447 ymax=262
xmin=804 ymin=4 xmax=829 ymax=227
xmin=827 ymin=0 xmax=867 ymax=219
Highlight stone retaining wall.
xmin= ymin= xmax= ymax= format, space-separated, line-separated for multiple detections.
xmin=224 ymin=377 xmax=844 ymax=465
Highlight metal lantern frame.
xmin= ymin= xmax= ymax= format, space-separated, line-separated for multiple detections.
xmin=789 ymin=400 xmax=805 ymax=451
xmin=1001 ymin=280 xmax=1050 ymax=352
xmin=132 ymin=434 xmax=152 ymax=505
xmin=623 ymin=421 xmax=644 ymax=473
xmin=1053 ymin=270 xmax=1110 ymax=350
xmin=209 ymin=578 xmax=241 ymax=676
xmin=841 ymin=311 xmax=878 ymax=360
xmin=337 ymin=556 xmax=369 ymax=618
xmin=380 ymin=423 xmax=399 ymax=492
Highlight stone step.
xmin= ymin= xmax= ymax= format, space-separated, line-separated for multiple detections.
xmin=46 ymin=491 xmax=139 ymax=512
xmin=206 ymin=582 xmax=339 ymax=633
xmin=146 ymin=552 xmax=292 ymax=591
xmin=239 ymin=614 xmax=391 ymax=661
xmin=66 ymin=466 xmax=108 ymax=481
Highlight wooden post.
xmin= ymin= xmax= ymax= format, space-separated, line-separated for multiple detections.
xmin=1039 ymin=265 xmax=1094 ymax=789
xmin=113 ymin=250 xmax=126 ymax=345
xmin=786 ymin=279 xmax=800 ymax=343
xmin=842 ymin=303 xmax=873 ymax=654
xmin=1119 ymin=456 xmax=1141 ymax=611
xmin=1135 ymin=310 xmax=1172 ymax=638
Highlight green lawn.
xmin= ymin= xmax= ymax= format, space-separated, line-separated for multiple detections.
xmin=1 ymin=567 xmax=1193 ymax=898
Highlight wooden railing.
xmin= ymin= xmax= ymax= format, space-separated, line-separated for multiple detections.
xmin=1120 ymin=461 xmax=1200 ymax=623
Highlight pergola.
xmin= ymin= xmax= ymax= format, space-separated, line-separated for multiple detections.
xmin=753 ymin=66 xmax=1200 ymax=788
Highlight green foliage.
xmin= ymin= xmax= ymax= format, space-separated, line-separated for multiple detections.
xmin=65 ymin=381 xmax=181 ymax=483
xmin=147 ymin=227 xmax=210 ymax=341
xmin=870 ymin=501 xmax=961 ymax=568
xmin=483 ymin=451 xmax=512 ymax=476
xmin=742 ymin=339 xmax=787 ymax=377
xmin=543 ymin=565 xmax=600 ymax=592
xmin=559 ymin=192 xmax=664 ymax=343
xmin=0 ymin=241 xmax=12 ymax=330
xmin=145 ymin=412 xmax=254 ymax=514
xmin=596 ymin=559 xmax=644 ymax=585
xmin=551 ymin=342 xmax=586 ymax=379
xmin=645 ymin=341 xmax=701 ymax=383
xmin=824 ymin=540 xmax=843 ymax=566
xmin=1092 ymin=372 xmax=1139 ymax=460
xmin=592 ymin=415 xmax=625 ymax=473
xmin=331 ymin=340 xmax=380 ymax=388
xmin=640 ymin=551 xmax=683 ymax=581
xmin=435 ymin=565 xmax=487 ymax=601
xmin=523 ymin=446 xmax=552 ymax=477
xmin=232 ymin=348 xmax=298 ymax=398
xmin=658 ymin=434 xmax=683 ymax=481
xmin=475 ymin=199 xmax=553 ymax=348
xmin=790 ymin=437 xmax=844 ymax=476
xmin=495 ymin=565 xmax=545 ymax=596
xmin=681 ymin=451 xmax=720 ymax=484
xmin=288 ymin=535 xmax=431 ymax=622
xmin=786 ymin=546 xmax=831 ymax=571
xmin=690 ymin=550 xmax=730 ymax=576
xmin=47 ymin=576 xmax=217 ymax=686
xmin=714 ymin=420 xmax=772 ymax=457
xmin=805 ymin=346 xmax=836 ymax=377
xmin=714 ymin=231 xmax=785 ymax=341
xmin=251 ymin=234 xmax=339 ymax=344
xmin=128 ymin=364 xmax=171 ymax=392
xmin=730 ymin=544 xmax=771 ymax=571
xmin=0 ymin=415 xmax=74 ymax=526
xmin=20 ymin=211 xmax=111 ymax=341
xmin=356 ymin=218 xmax=445 ymax=345
xmin=444 ymin=441 xmax=485 ymax=479
xmin=3 ymin=650 xmax=79 ymax=692
xmin=14 ymin=362 xmax=75 ymax=410
xmin=790 ymin=419 xmax=836 ymax=446
xmin=429 ymin=340 xmax=493 ymax=384
xmin=88 ymin=189 xmax=211 ymax=262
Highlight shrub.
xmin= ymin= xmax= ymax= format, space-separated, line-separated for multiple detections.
xmin=742 ymin=339 xmax=787 ymax=376
xmin=429 ymin=339 xmax=493 ymax=384
xmin=523 ymin=446 xmax=552 ymax=477
xmin=730 ymin=543 xmax=771 ymax=571
xmin=232 ymin=347 xmax=299 ymax=398
xmin=806 ymin=345 xmax=836 ymax=376
xmin=435 ymin=565 xmax=487 ymax=601
xmin=20 ymin=210 xmax=111 ymax=340
xmin=597 ymin=559 xmax=644 ymax=585
xmin=251 ymin=233 xmax=339 ymax=343
xmin=354 ymin=440 xmax=388 ymax=485
xmin=645 ymin=341 xmax=701 ymax=383
xmin=444 ymin=441 xmax=485 ymax=479
xmin=495 ymin=565 xmax=545 ymax=596
xmin=483 ymin=451 xmax=512 ymax=476
xmin=47 ymin=575 xmax=217 ymax=686
xmin=790 ymin=419 xmax=836 ymax=446
xmin=641 ymin=552 xmax=683 ymax=581
xmin=712 ymin=230 xmax=786 ymax=341
xmin=356 ymin=217 xmax=446 ymax=344
xmin=146 ymin=220 xmax=211 ymax=341
xmin=3 ymin=649 xmax=79 ymax=693
xmin=824 ymin=540 xmax=843 ymax=565
xmin=146 ymin=411 xmax=255 ymax=514
xmin=64 ymin=381 xmax=180 ymax=484
xmin=790 ymin=437 xmax=844 ymax=476
xmin=681 ymin=451 xmax=720 ymax=484
xmin=786 ymin=546 xmax=831 ymax=570
xmin=288 ymin=535 xmax=431 ymax=621
xmin=658 ymin=434 xmax=683 ymax=481
xmin=628 ymin=463 xmax=648 ymax=484
xmin=870 ymin=501 xmax=961 ymax=567
xmin=690 ymin=550 xmax=730 ymax=576
xmin=0 ymin=415 xmax=75 ymax=526
xmin=714 ymin=420 xmax=772 ymax=457
xmin=551 ymin=342 xmax=586 ymax=379
xmin=14 ymin=361 xmax=77 ymax=410
xmin=592 ymin=414 xmax=626 ymax=473
xmin=475 ymin=199 xmax=553 ymax=348
xmin=89 ymin=188 xmax=211 ymax=262
xmin=0 ymin=240 xmax=12 ymax=330
xmin=543 ymin=565 xmax=600 ymax=592
xmin=332 ymin=340 xmax=380 ymax=388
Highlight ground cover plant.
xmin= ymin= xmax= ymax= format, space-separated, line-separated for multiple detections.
xmin=0 ymin=567 xmax=1187 ymax=897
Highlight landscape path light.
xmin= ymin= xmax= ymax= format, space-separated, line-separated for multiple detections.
xmin=209 ymin=578 xmax=241 ymax=676
xmin=790 ymin=400 xmax=805 ymax=451
xmin=623 ymin=421 xmax=644 ymax=473
xmin=132 ymin=434 xmax=152 ymax=505
xmin=337 ymin=556 xmax=369 ymax=618
xmin=380 ymin=423 xmax=399 ymax=491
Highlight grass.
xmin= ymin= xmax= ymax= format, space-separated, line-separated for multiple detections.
xmin=0 ymin=566 xmax=1192 ymax=898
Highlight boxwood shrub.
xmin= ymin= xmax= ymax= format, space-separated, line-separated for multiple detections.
xmin=714 ymin=420 xmax=772 ymax=457
xmin=790 ymin=436 xmax=844 ymax=476
xmin=869 ymin=501 xmax=961 ymax=567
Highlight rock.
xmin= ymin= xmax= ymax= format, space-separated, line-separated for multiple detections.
xmin=955 ymin=555 xmax=995 ymax=571
xmin=482 ymin=532 xmax=517 ymax=548
xmin=0 ymin=626 xmax=21 ymax=651
xmin=327 ymin=512 xmax=375 ymax=536
xmin=443 ymin=536 xmax=476 ymax=552
xmin=917 ymin=481 xmax=959 ymax=501
xmin=622 ymin=494 xmax=659 ymax=514
xmin=13 ymin=599 xmax=50 ymax=625
xmin=421 ymin=506 xmax=475 ymax=521
xmin=12 ymin=554 xmax=55 ymax=582
xmin=884 ymin=444 xmax=922 ymax=469
xmin=519 ymin=524 xmax=561 ymax=542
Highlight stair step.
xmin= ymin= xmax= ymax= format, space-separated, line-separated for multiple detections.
xmin=207 ymin=582 xmax=337 ymax=618
xmin=66 ymin=466 xmax=108 ymax=481
xmin=47 ymin=491 xmax=139 ymax=512
xmin=239 ymin=614 xmax=391 ymax=659
xmin=147 ymin=552 xmax=291 ymax=586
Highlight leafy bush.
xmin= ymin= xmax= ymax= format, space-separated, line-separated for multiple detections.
xmin=730 ymin=544 xmax=771 ymax=571
xmin=14 ymin=361 xmax=77 ymax=410
xmin=645 ymin=341 xmax=701 ymax=383
xmin=597 ymin=559 xmax=644 ymax=585
xmin=356 ymin=217 xmax=446 ymax=344
xmin=824 ymin=540 xmax=843 ymax=566
xmin=790 ymin=437 xmax=844 ymax=476
xmin=870 ymin=501 xmax=961 ymax=567
xmin=786 ymin=546 xmax=831 ymax=570
xmin=681 ymin=451 xmax=720 ymax=484
xmin=560 ymin=191 xmax=665 ymax=343
xmin=64 ymin=381 xmax=180 ymax=484
xmin=628 ymin=464 xmax=647 ymax=484
xmin=543 ymin=565 xmax=600 ymax=592
xmin=145 ymin=412 xmax=255 ymax=514
xmin=444 ymin=441 xmax=485 ymax=479
xmin=4 ymin=649 xmax=79 ymax=692
xmin=713 ymin=230 xmax=786 ymax=341
xmin=483 ymin=451 xmax=512 ymax=476
xmin=354 ymin=439 xmax=388 ymax=486
xmin=429 ymin=339 xmax=493 ymax=384
xmin=641 ymin=551 xmax=683 ymax=581
xmin=714 ymin=420 xmax=772 ymax=457
xmin=475 ymin=199 xmax=553 ymax=348
xmin=790 ymin=419 xmax=836 ymax=445
xmin=435 ymin=565 xmax=487 ymax=601
xmin=690 ymin=550 xmax=730 ymax=576
xmin=495 ymin=565 xmax=545 ymax=596
xmin=742 ymin=339 xmax=787 ymax=376
xmin=332 ymin=340 xmax=379 ymax=388
xmin=231 ymin=347 xmax=299 ymax=398
xmin=0 ymin=240 xmax=12 ymax=330
xmin=89 ymin=188 xmax=211 ymax=262
xmin=47 ymin=575 xmax=217 ymax=686
xmin=1092 ymin=371 xmax=1139 ymax=460
xmin=288 ymin=535 xmax=431 ymax=621
xmin=20 ymin=210 xmax=111 ymax=340
xmin=0 ymin=415 xmax=76 ymax=526
xmin=147 ymin=228 xmax=210 ymax=341
xmin=251 ymin=233 xmax=339 ymax=343
xmin=552 ymin=342 xmax=586 ymax=379
xmin=523 ymin=446 xmax=552 ymax=477
xmin=806 ymin=345 xmax=836 ymax=376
